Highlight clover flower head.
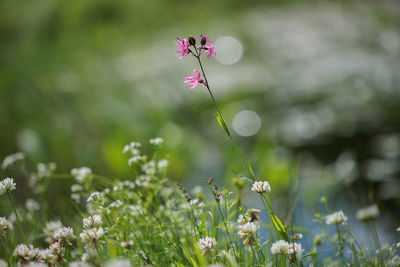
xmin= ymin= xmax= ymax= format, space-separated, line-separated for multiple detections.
xmin=13 ymin=244 xmax=40 ymax=263
xmin=83 ymin=215 xmax=102 ymax=229
xmin=356 ymin=204 xmax=380 ymax=221
xmin=53 ymin=227 xmax=76 ymax=244
xmin=251 ymin=181 xmax=271 ymax=193
xmin=288 ymin=242 xmax=303 ymax=258
xmin=0 ymin=177 xmax=16 ymax=194
xmin=238 ymin=222 xmax=259 ymax=245
xmin=292 ymin=233 xmax=303 ymax=241
xmin=80 ymin=227 xmax=105 ymax=250
xmin=175 ymin=38 xmax=190 ymax=59
xmin=271 ymin=240 xmax=290 ymax=255
xmin=0 ymin=217 xmax=9 ymax=236
xmin=325 ymin=211 xmax=348 ymax=225
xmin=198 ymin=236 xmax=217 ymax=255
xmin=184 ymin=69 xmax=203 ymax=90
xmin=25 ymin=199 xmax=40 ymax=211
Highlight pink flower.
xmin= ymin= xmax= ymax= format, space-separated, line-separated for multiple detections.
xmin=201 ymin=35 xmax=216 ymax=59
xmin=175 ymin=38 xmax=190 ymax=59
xmin=184 ymin=69 xmax=203 ymax=90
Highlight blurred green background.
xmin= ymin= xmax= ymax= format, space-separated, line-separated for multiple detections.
xmin=1 ymin=0 xmax=400 ymax=244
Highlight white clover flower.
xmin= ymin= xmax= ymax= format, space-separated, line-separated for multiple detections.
xmin=251 ymin=181 xmax=271 ymax=193
xmin=128 ymin=156 xmax=142 ymax=165
xmin=48 ymin=241 xmax=65 ymax=262
xmin=356 ymin=204 xmax=380 ymax=221
xmin=39 ymin=248 xmax=57 ymax=263
xmin=80 ymin=227 xmax=105 ymax=250
xmin=136 ymin=175 xmax=151 ymax=187
xmin=43 ymin=220 xmax=63 ymax=238
xmin=238 ymin=222 xmax=259 ymax=245
xmin=13 ymin=244 xmax=40 ymax=263
xmin=25 ymin=199 xmax=40 ymax=211
xmin=397 ymin=242 xmax=400 ymax=248
xmin=292 ymin=233 xmax=303 ymax=241
xmin=237 ymin=214 xmax=246 ymax=225
xmin=149 ymin=137 xmax=164 ymax=145
xmin=71 ymin=167 xmax=92 ymax=183
xmin=198 ymin=236 xmax=217 ymax=255
xmin=1 ymin=152 xmax=24 ymax=170
xmin=397 ymin=226 xmax=400 ymax=232
xmin=271 ymin=240 xmax=290 ymax=255
xmin=0 ymin=259 xmax=7 ymax=267
xmin=0 ymin=217 xmax=9 ymax=236
xmin=0 ymin=177 xmax=16 ymax=194
xmin=83 ymin=215 xmax=102 ymax=229
xmin=325 ymin=211 xmax=348 ymax=225
xmin=81 ymin=251 xmax=98 ymax=262
xmin=288 ymin=242 xmax=303 ymax=258
xmin=53 ymin=227 xmax=75 ymax=243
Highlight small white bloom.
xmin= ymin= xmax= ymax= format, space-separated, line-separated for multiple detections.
xmin=25 ymin=199 xmax=40 ymax=211
xmin=149 ymin=137 xmax=164 ymax=145
xmin=80 ymin=227 xmax=105 ymax=250
xmin=123 ymin=142 xmax=141 ymax=154
xmin=13 ymin=244 xmax=40 ymax=262
xmin=142 ymin=161 xmax=156 ymax=175
xmin=0 ymin=217 xmax=9 ymax=236
xmin=238 ymin=222 xmax=259 ymax=245
xmin=251 ymin=181 xmax=271 ymax=193
xmin=325 ymin=211 xmax=348 ymax=225
xmin=157 ymin=159 xmax=168 ymax=169
xmin=71 ymin=184 xmax=83 ymax=192
xmin=292 ymin=233 xmax=303 ymax=240
xmin=0 ymin=177 xmax=16 ymax=194
xmin=69 ymin=261 xmax=92 ymax=267
xmin=43 ymin=220 xmax=63 ymax=237
xmin=128 ymin=156 xmax=142 ymax=165
xmin=83 ymin=215 xmax=102 ymax=229
xmin=71 ymin=167 xmax=92 ymax=183
xmin=396 ymin=226 xmax=400 ymax=232
xmin=288 ymin=242 xmax=303 ymax=258
xmin=71 ymin=193 xmax=81 ymax=203
xmin=53 ymin=227 xmax=75 ymax=243
xmin=0 ymin=259 xmax=7 ymax=267
xmin=356 ymin=204 xmax=380 ymax=221
xmin=2 ymin=152 xmax=24 ymax=170
xmin=198 ymin=236 xmax=217 ymax=254
xmin=271 ymin=240 xmax=290 ymax=255
xmin=87 ymin=192 xmax=103 ymax=203
xmin=120 ymin=240 xmax=133 ymax=248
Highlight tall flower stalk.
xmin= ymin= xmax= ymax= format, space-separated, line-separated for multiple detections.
xmin=175 ymin=35 xmax=289 ymax=241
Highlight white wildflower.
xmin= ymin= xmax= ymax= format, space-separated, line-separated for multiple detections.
xmin=2 ymin=152 xmax=24 ymax=169
xmin=0 ymin=217 xmax=9 ymax=236
xmin=123 ymin=142 xmax=141 ymax=154
xmin=325 ymin=211 xmax=348 ymax=225
xmin=71 ymin=167 xmax=92 ymax=183
xmin=292 ymin=233 xmax=303 ymax=240
xmin=198 ymin=237 xmax=217 ymax=255
xmin=13 ymin=244 xmax=40 ymax=263
xmin=397 ymin=242 xmax=400 ymax=248
xmin=128 ymin=156 xmax=142 ymax=165
xmin=142 ymin=161 xmax=156 ymax=175
xmin=53 ymin=227 xmax=75 ymax=244
xmin=157 ymin=159 xmax=168 ymax=170
xmin=80 ymin=227 xmax=105 ymax=250
xmin=397 ymin=226 xmax=400 ymax=232
xmin=288 ymin=242 xmax=303 ymax=258
xmin=71 ymin=184 xmax=83 ymax=192
xmin=0 ymin=177 xmax=16 ymax=194
xmin=251 ymin=181 xmax=271 ymax=193
xmin=48 ymin=241 xmax=65 ymax=262
xmin=356 ymin=204 xmax=380 ymax=221
xmin=238 ymin=222 xmax=259 ymax=245
xmin=25 ymin=199 xmax=40 ymax=211
xmin=237 ymin=214 xmax=246 ymax=225
xmin=0 ymin=260 xmax=7 ymax=267
xmin=83 ymin=215 xmax=102 ymax=229
xmin=271 ymin=240 xmax=290 ymax=255
xmin=109 ymin=200 xmax=123 ymax=208
xmin=37 ymin=162 xmax=56 ymax=178
xmin=136 ymin=175 xmax=151 ymax=187
xmin=150 ymin=137 xmax=164 ymax=145
xmin=71 ymin=193 xmax=81 ymax=203
xmin=87 ymin=192 xmax=103 ymax=203
xmin=43 ymin=220 xmax=63 ymax=238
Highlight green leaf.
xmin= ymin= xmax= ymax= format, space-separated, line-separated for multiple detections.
xmin=216 ymin=113 xmax=229 ymax=134
xmin=233 ymin=172 xmax=253 ymax=185
xmin=271 ymin=214 xmax=290 ymax=241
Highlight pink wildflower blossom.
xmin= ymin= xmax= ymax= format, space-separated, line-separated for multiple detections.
xmin=201 ymin=35 xmax=216 ymax=59
xmin=184 ymin=69 xmax=203 ymax=90
xmin=175 ymin=38 xmax=190 ymax=59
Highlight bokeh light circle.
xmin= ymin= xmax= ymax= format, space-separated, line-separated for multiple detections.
xmin=232 ymin=110 xmax=262 ymax=137
xmin=215 ymin=36 xmax=243 ymax=65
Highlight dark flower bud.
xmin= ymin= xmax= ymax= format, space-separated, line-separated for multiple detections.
xmin=200 ymin=35 xmax=207 ymax=46
xmin=189 ymin=36 xmax=196 ymax=46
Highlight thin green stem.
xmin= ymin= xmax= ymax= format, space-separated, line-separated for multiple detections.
xmin=216 ymin=203 xmax=239 ymax=262
xmin=7 ymin=192 xmax=28 ymax=244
